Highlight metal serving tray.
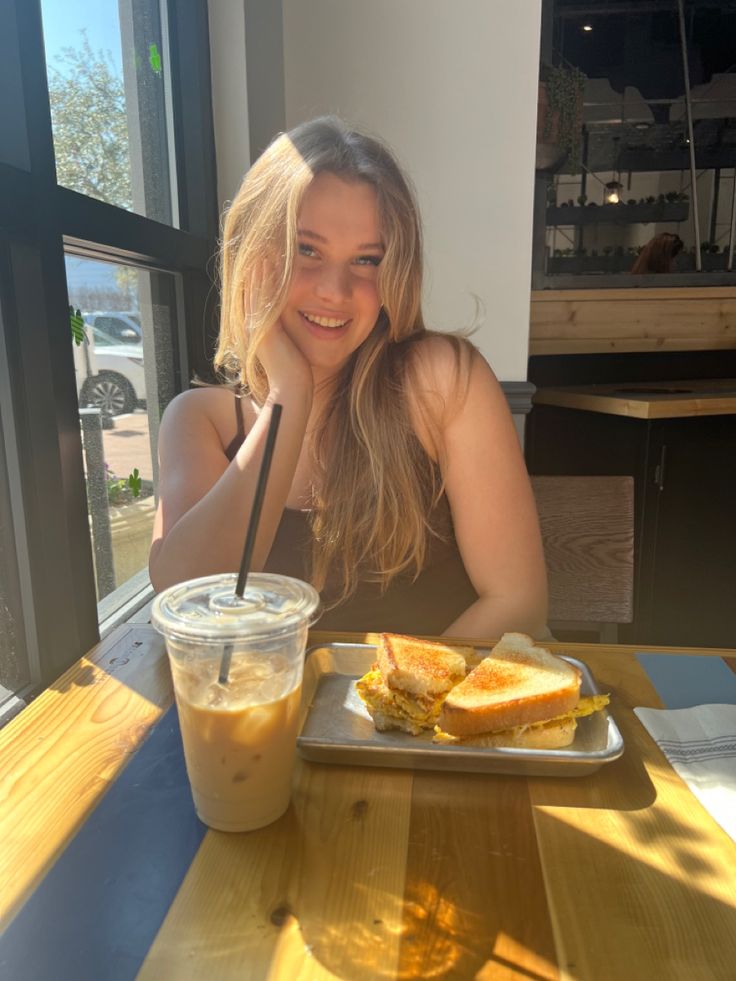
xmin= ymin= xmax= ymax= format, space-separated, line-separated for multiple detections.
xmin=297 ymin=643 xmax=624 ymax=777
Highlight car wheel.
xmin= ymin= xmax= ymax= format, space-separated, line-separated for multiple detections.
xmin=80 ymin=372 xmax=136 ymax=416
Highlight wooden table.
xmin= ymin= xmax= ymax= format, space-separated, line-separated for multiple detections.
xmin=532 ymin=378 xmax=736 ymax=420
xmin=2 ymin=626 xmax=735 ymax=980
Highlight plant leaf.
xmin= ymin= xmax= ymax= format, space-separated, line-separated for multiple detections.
xmin=70 ymin=306 xmax=86 ymax=346
xmin=127 ymin=467 xmax=142 ymax=498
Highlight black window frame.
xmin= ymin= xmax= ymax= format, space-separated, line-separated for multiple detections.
xmin=0 ymin=0 xmax=219 ymax=699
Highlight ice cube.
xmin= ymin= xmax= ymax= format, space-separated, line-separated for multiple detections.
xmin=204 ymin=682 xmax=228 ymax=708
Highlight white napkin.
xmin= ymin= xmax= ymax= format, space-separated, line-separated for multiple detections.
xmin=634 ymin=704 xmax=736 ymax=842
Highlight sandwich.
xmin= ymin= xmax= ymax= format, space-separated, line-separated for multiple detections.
xmin=433 ymin=632 xmax=609 ymax=748
xmin=356 ymin=633 xmax=472 ymax=734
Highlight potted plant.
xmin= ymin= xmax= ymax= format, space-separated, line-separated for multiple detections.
xmin=89 ymin=465 xmax=156 ymax=593
xmin=536 ymin=62 xmax=586 ymax=174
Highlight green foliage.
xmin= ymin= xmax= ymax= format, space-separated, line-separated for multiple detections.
xmin=102 ymin=464 xmax=150 ymax=505
xmin=148 ymin=43 xmax=162 ymax=75
xmin=127 ymin=468 xmax=142 ymax=498
xmin=104 ymin=464 xmax=129 ymax=505
xmin=48 ymin=31 xmax=132 ymax=209
xmin=69 ymin=306 xmax=85 ymax=345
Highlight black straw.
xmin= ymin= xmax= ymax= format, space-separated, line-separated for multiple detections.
xmin=218 ymin=403 xmax=283 ymax=684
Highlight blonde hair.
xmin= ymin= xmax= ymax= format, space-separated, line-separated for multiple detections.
xmin=216 ymin=116 xmax=471 ymax=603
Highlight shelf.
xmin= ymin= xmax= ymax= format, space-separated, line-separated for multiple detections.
xmin=546 ymin=201 xmax=689 ymax=226
xmin=547 ymin=253 xmax=730 ymax=275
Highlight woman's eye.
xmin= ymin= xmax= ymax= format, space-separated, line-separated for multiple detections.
xmin=298 ymin=243 xmax=318 ymax=258
xmin=355 ymin=255 xmax=382 ymax=267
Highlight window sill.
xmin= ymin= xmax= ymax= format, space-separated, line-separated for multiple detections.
xmin=98 ymin=568 xmax=155 ymax=637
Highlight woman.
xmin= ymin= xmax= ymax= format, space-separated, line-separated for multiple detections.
xmin=149 ymin=116 xmax=548 ymax=639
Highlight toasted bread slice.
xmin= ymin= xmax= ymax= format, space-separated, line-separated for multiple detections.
xmin=438 ymin=633 xmax=581 ymax=738
xmin=433 ymin=715 xmax=577 ymax=749
xmin=377 ymin=633 xmax=470 ymax=698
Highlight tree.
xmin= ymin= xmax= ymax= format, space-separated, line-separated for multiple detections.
xmin=47 ymin=31 xmax=132 ymax=209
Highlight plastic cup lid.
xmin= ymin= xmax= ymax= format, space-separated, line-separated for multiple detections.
xmin=151 ymin=572 xmax=321 ymax=644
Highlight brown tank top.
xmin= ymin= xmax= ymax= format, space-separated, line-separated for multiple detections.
xmin=224 ymin=397 xmax=477 ymax=633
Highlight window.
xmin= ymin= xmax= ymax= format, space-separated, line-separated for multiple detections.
xmin=536 ymin=1 xmax=736 ymax=287
xmin=0 ymin=0 xmax=217 ymax=717
xmin=0 ymin=391 xmax=33 ymax=726
xmin=40 ymin=0 xmax=178 ymax=224
xmin=68 ymin=255 xmax=179 ymax=604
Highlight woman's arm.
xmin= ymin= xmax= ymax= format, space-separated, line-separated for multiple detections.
xmin=149 ymin=324 xmax=313 ymax=592
xmin=410 ymin=338 xmax=548 ymax=640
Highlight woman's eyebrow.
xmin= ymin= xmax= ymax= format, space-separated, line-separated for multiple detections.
xmin=298 ymin=227 xmax=384 ymax=250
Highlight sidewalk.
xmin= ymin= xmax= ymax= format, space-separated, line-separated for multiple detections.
xmin=102 ymin=410 xmax=153 ymax=482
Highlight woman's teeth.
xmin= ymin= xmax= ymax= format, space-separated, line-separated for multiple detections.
xmin=302 ymin=312 xmax=348 ymax=329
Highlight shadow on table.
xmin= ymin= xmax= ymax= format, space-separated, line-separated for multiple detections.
xmin=262 ymin=768 xmax=736 ymax=981
xmin=48 ymin=623 xmax=171 ymax=709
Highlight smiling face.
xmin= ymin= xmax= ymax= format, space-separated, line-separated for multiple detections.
xmin=280 ymin=172 xmax=385 ymax=380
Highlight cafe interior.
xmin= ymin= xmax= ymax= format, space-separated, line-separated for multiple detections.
xmin=1 ymin=1 xmax=735 ymax=979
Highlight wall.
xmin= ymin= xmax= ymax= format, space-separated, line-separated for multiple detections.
xmin=208 ymin=1 xmax=542 ymax=384
xmin=281 ymin=0 xmax=542 ymax=382
xmin=207 ymin=0 xmax=250 ymax=212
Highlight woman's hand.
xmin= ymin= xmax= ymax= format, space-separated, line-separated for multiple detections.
xmin=245 ymin=262 xmax=312 ymax=398
xmin=258 ymin=319 xmax=313 ymax=401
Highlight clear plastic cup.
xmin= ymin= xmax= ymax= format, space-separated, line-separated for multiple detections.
xmin=151 ymin=572 xmax=320 ymax=832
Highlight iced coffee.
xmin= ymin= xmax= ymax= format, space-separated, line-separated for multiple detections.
xmin=152 ymin=573 xmax=320 ymax=832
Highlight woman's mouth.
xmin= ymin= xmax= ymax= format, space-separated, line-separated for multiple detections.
xmin=300 ymin=311 xmax=351 ymax=337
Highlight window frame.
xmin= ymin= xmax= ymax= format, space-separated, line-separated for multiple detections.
xmin=0 ymin=0 xmax=219 ymax=701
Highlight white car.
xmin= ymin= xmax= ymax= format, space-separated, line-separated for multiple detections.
xmin=83 ymin=311 xmax=142 ymax=344
xmin=74 ymin=325 xmax=146 ymax=416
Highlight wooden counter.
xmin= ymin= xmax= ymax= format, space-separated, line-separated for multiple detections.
xmin=533 ymin=377 xmax=736 ymax=419
xmin=529 ymin=287 xmax=736 ymax=356
xmin=2 ymin=624 xmax=736 ymax=979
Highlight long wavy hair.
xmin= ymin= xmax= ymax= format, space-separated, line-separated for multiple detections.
xmin=215 ymin=116 xmax=471 ymax=603
xmin=630 ymin=233 xmax=683 ymax=274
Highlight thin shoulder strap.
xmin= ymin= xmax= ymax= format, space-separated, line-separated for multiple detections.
xmin=223 ymin=393 xmax=246 ymax=461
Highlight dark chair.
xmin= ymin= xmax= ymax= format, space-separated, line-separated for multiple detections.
xmin=531 ymin=475 xmax=635 ymax=643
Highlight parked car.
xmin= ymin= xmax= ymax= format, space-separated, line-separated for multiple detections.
xmin=74 ymin=325 xmax=146 ymax=416
xmin=83 ymin=311 xmax=142 ymax=345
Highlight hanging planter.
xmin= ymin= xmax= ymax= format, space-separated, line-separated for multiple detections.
xmin=536 ymin=63 xmax=586 ymax=174
xmin=547 ymin=200 xmax=689 ymax=226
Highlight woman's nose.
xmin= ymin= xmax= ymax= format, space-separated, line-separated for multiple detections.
xmin=314 ymin=263 xmax=351 ymax=302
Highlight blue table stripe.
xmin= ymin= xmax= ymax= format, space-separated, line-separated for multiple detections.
xmin=0 ymin=705 xmax=206 ymax=981
xmin=636 ymin=653 xmax=736 ymax=709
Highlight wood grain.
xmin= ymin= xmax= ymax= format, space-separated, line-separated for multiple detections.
xmin=0 ymin=624 xmax=172 ymax=927
xmin=138 ymin=762 xmax=414 ymax=980
xmin=529 ymin=648 xmax=736 ymax=981
xmin=400 ymin=771 xmax=558 ymax=980
xmin=531 ymin=476 xmax=634 ymax=624
xmin=529 ymin=287 xmax=736 ymax=356
xmin=532 ymin=386 xmax=736 ymax=420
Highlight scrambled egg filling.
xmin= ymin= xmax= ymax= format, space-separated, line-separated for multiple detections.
xmin=356 ymin=669 xmax=447 ymax=729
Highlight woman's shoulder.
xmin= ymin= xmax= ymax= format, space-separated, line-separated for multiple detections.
xmin=160 ymin=384 xmax=257 ymax=451
xmin=403 ymin=331 xmax=487 ymax=406
xmin=400 ymin=333 xmax=478 ymax=458
xmin=403 ymin=331 xmax=481 ymax=391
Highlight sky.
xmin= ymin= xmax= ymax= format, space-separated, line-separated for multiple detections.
xmin=40 ymin=0 xmax=123 ymax=75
